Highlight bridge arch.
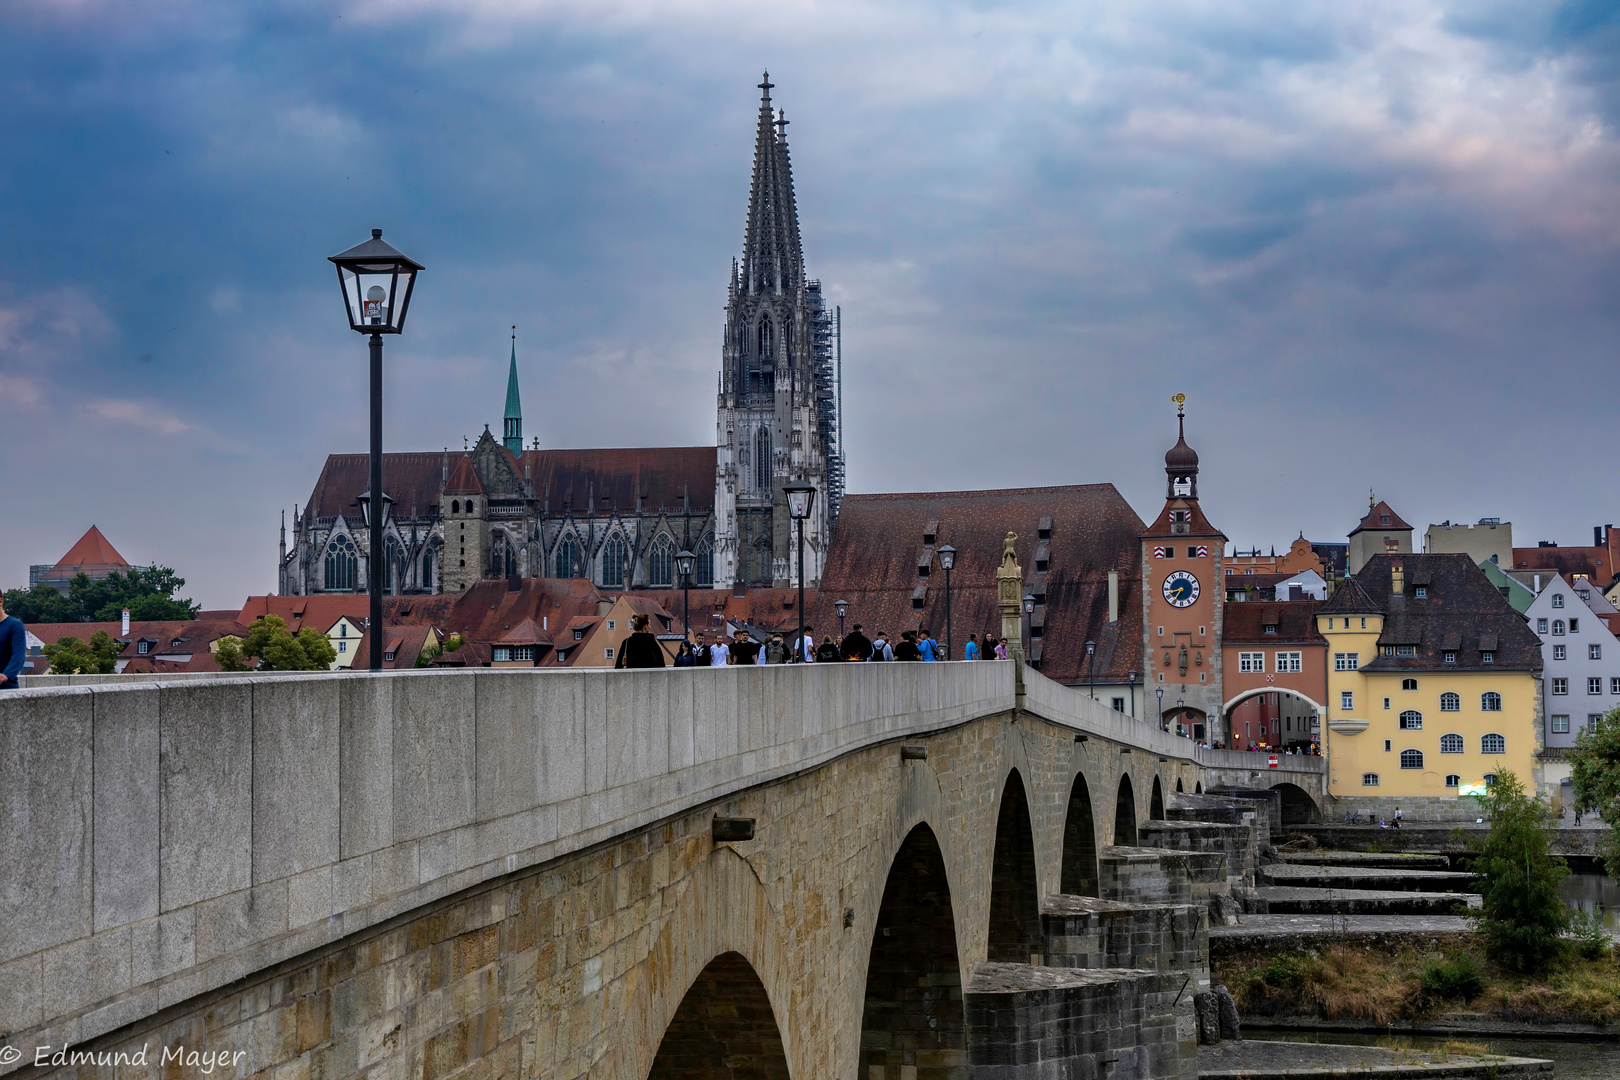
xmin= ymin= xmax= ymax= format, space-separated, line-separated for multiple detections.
xmin=1223 ymin=686 xmax=1324 ymax=714
xmin=1271 ymin=781 xmax=1322 ymax=825
xmin=629 ymin=847 xmax=796 ymax=1080
xmin=1150 ymin=775 xmax=1165 ymax=821
xmin=988 ymin=769 xmax=1041 ymax=962
xmin=1060 ymin=771 xmax=1099 ymax=896
xmin=1114 ymin=774 xmax=1138 ymax=845
xmin=1223 ymin=687 xmax=1322 ymax=750
xmin=648 ymin=952 xmax=789 ymax=1079
xmin=859 ymin=822 xmax=967 ymax=1080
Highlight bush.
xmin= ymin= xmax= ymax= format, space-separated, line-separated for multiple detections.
xmin=1421 ymin=954 xmax=1485 ymax=1002
xmin=1469 ymin=770 xmax=1570 ymax=974
xmin=1569 ymin=910 xmax=1613 ymax=962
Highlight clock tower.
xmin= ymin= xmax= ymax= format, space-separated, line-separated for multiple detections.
xmin=1141 ymin=399 xmax=1227 ymax=743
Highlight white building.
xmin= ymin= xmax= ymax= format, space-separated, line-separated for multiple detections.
xmin=1524 ymin=574 xmax=1620 ymax=767
xmin=1273 ymin=568 xmax=1327 ymax=601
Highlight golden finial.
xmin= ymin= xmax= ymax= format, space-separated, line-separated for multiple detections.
xmin=1171 ymin=393 xmax=1186 ymax=416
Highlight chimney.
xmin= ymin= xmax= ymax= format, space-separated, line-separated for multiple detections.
xmin=596 ymin=599 xmax=612 ymax=616
xmin=1391 ymin=562 xmax=1404 ymax=596
xmin=1107 ymin=570 xmax=1119 ymax=624
xmin=1598 ymin=526 xmax=1604 ymax=548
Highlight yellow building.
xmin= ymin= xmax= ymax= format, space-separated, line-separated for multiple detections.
xmin=1318 ymin=554 xmax=1543 ymax=818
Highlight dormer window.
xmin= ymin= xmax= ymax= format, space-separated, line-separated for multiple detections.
xmin=922 ymin=533 xmax=935 ymax=546
xmin=1264 ymin=624 xmax=1277 ymax=635
xmin=1443 ymin=651 xmax=1456 ymax=664
xmin=1381 ymin=515 xmax=1390 ymax=525
xmin=917 ymin=563 xmax=930 ymax=577
xmin=1035 ymin=559 xmax=1048 ymax=573
xmin=1415 ymin=586 xmax=1427 ymax=599
xmin=573 ymin=629 xmax=584 ymax=641
xmin=1482 ymin=651 xmax=1494 ymax=664
xmin=137 ymin=640 xmax=151 ymax=655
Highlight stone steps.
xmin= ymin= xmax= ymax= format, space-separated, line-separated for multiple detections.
xmin=1244 ymin=885 xmax=1476 ymax=916
xmin=1258 ymin=863 xmax=1478 ymax=893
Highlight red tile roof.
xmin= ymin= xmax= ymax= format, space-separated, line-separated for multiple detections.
xmin=1222 ymin=601 xmax=1325 ymax=644
xmin=812 ymin=484 xmax=1146 ymax=684
xmin=444 ymin=454 xmax=484 ymax=496
xmin=523 ymin=447 xmax=716 ymax=513
xmin=54 ymin=525 xmax=131 ymax=569
xmin=1512 ymin=545 xmax=1614 ymax=583
xmin=304 ymin=452 xmax=453 ymax=521
xmin=1350 ymin=500 xmax=1412 ymax=536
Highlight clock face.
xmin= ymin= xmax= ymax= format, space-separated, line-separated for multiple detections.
xmin=1163 ymin=571 xmax=1200 ymax=608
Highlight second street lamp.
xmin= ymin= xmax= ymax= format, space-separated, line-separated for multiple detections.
xmin=1022 ymin=593 xmax=1035 ymax=662
xmin=937 ymin=544 xmax=956 ymax=661
xmin=783 ymin=481 xmax=816 ymax=662
xmin=834 ymin=599 xmax=848 ymax=646
xmin=330 ymin=228 xmax=423 ymax=671
xmin=675 ymin=548 xmax=697 ymax=645
xmin=1085 ymin=639 xmax=1096 ymax=698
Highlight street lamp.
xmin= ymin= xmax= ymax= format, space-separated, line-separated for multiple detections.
xmin=1156 ymin=686 xmax=1165 ymax=731
xmin=1177 ymin=697 xmax=1186 ymax=739
xmin=937 ymin=544 xmax=956 ymax=661
xmin=783 ymin=481 xmax=816 ymax=662
xmin=330 ymin=228 xmax=423 ymax=671
xmin=1085 ymin=639 xmax=1096 ymax=698
xmin=1127 ymin=669 xmax=1138 ymax=718
xmin=675 ymin=548 xmax=697 ymax=644
xmin=834 ymin=599 xmax=848 ymax=644
xmin=1022 ymin=593 xmax=1035 ymax=661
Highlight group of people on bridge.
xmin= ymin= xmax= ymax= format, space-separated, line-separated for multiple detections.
xmin=612 ymin=615 xmax=1019 ymax=669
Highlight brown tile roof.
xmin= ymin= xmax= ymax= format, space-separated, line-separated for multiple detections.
xmin=812 ymin=484 xmax=1146 ymax=684
xmin=53 ymin=525 xmax=131 ymax=569
xmin=1318 ymin=576 xmax=1383 ymax=615
xmin=304 ymin=452 xmax=452 ymax=521
xmin=1348 ymin=553 xmax=1540 ymax=673
xmin=27 ymin=615 xmax=244 ymax=672
xmin=1350 ymin=500 xmax=1412 ymax=537
xmin=1222 ymin=601 xmax=1326 ymax=645
xmin=523 ymin=447 xmax=716 ymax=513
xmin=444 ymin=454 xmax=484 ymax=495
xmin=354 ymin=625 xmax=441 ymax=668
xmin=236 ymin=595 xmax=369 ymax=633
xmin=1511 ymin=545 xmax=1614 ymax=583
xmin=1141 ymin=498 xmax=1224 ymax=539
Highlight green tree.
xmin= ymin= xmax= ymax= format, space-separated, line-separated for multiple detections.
xmin=1570 ymin=706 xmax=1620 ymax=874
xmin=415 ymin=632 xmax=463 ymax=668
xmin=1468 ymin=769 xmax=1571 ymax=973
xmin=233 ymin=615 xmax=337 ymax=671
xmin=43 ymin=630 xmax=125 ymax=674
xmin=2 ymin=583 xmax=79 ymax=623
xmin=213 ymin=635 xmax=251 ymax=672
xmin=3 ymin=566 xmax=199 ymax=624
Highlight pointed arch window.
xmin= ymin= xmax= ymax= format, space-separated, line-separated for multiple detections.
xmin=602 ymin=534 xmax=628 ymax=588
xmin=383 ymin=535 xmax=404 ymax=592
xmin=421 ymin=545 xmax=436 ymax=593
xmin=755 ymin=426 xmax=770 ymax=491
xmin=695 ymin=532 xmax=714 ymax=587
xmin=491 ymin=531 xmax=516 ymax=579
xmin=555 ymin=536 xmax=583 ymax=579
xmin=758 ymin=317 xmax=774 ymax=364
xmin=649 ymin=535 xmax=676 ymax=587
xmin=324 ymin=535 xmax=358 ymax=592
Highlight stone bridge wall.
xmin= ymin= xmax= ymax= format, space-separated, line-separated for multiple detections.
xmin=0 ymin=664 xmax=1322 ymax=1077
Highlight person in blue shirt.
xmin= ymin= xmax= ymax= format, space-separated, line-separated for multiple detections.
xmin=918 ymin=628 xmax=939 ymax=661
xmin=964 ymin=633 xmax=980 ymax=661
xmin=0 ymin=595 xmax=26 ymax=689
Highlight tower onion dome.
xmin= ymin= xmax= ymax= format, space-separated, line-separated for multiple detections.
xmin=1164 ymin=415 xmax=1198 ymax=472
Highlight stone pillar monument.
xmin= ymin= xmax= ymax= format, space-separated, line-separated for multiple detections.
xmin=996 ymin=532 xmax=1026 ymax=701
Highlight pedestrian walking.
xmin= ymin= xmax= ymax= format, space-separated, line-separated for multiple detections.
xmin=918 ymin=628 xmax=939 ymax=661
xmin=993 ymin=637 xmax=1009 ymax=660
xmin=964 ymin=633 xmax=979 ymax=661
xmin=868 ymin=631 xmax=892 ymax=661
xmin=617 ymin=614 xmax=667 ymax=669
xmin=816 ymin=635 xmax=840 ymax=663
xmin=840 ymin=623 xmax=873 ymax=661
xmin=709 ymin=635 xmax=731 ymax=667
xmin=766 ymin=634 xmax=788 ymax=664
xmin=894 ymin=630 xmax=922 ymax=661
xmin=731 ymin=630 xmax=762 ymax=666
xmin=693 ymin=633 xmax=713 ymax=666
xmin=674 ymin=639 xmax=697 ymax=667
xmin=0 ymin=595 xmax=24 ymax=690
xmin=794 ymin=625 xmax=817 ymax=663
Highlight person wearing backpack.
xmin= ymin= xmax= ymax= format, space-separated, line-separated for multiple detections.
xmin=765 ymin=635 xmax=788 ymax=665
xmin=869 ymin=631 xmax=893 ymax=661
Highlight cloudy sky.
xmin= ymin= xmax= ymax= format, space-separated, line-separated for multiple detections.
xmin=2 ymin=0 xmax=1618 ymax=608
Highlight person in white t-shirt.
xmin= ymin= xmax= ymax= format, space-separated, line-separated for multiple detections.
xmin=709 ymin=639 xmax=731 ymax=666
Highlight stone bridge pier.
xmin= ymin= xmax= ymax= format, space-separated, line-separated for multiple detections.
xmin=0 ymin=664 xmax=1323 ymax=1079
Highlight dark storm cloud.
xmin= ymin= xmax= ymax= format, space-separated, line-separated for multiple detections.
xmin=1 ymin=0 xmax=1618 ymax=604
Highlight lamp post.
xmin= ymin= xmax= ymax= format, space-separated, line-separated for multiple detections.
xmin=1127 ymin=669 xmax=1138 ymax=718
xmin=355 ymin=489 xmax=395 ymax=592
xmin=1177 ymin=696 xmax=1186 ymax=739
xmin=675 ymin=549 xmax=697 ymax=644
xmin=1085 ymin=639 xmax=1096 ymax=698
xmin=783 ymin=481 xmax=816 ymax=662
xmin=937 ymin=544 xmax=956 ymax=661
xmin=1022 ymin=593 xmax=1035 ymax=662
xmin=330 ymin=228 xmax=423 ymax=671
xmin=834 ymin=599 xmax=848 ymax=644
xmin=1156 ymin=686 xmax=1165 ymax=731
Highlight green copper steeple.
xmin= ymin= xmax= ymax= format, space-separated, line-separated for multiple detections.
xmin=503 ymin=326 xmax=523 ymax=453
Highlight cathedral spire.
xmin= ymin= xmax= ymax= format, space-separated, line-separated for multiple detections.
xmin=503 ymin=326 xmax=523 ymax=453
xmin=741 ymin=72 xmax=804 ymax=297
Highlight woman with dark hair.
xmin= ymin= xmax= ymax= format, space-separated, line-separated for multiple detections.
xmin=673 ymin=638 xmax=697 ymax=667
xmin=816 ymin=635 xmax=841 ymax=663
xmin=618 ymin=613 xmax=667 ymax=669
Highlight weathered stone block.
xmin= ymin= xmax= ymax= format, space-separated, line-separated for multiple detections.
xmin=254 ymin=676 xmax=341 ymax=883
xmin=92 ymin=684 xmax=160 ymax=932
xmin=393 ymin=672 xmax=477 ymax=843
xmin=160 ymin=682 xmax=253 ymax=911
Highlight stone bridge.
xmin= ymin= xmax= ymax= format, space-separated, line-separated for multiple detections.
xmin=0 ymin=663 xmax=1323 ymax=1078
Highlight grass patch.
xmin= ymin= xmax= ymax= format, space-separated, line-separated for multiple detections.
xmin=1219 ymin=940 xmax=1620 ymax=1027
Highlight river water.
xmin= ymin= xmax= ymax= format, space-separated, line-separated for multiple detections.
xmin=1562 ymin=869 xmax=1620 ymax=932
xmin=1256 ymin=1029 xmax=1620 ymax=1079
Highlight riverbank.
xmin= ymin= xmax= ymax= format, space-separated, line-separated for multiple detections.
xmin=1198 ymin=1038 xmax=1550 ymax=1079
xmin=1216 ymin=935 xmax=1620 ymax=1030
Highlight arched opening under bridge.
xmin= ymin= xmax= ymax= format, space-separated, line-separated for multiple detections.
xmin=648 ymin=951 xmax=789 ymax=1080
